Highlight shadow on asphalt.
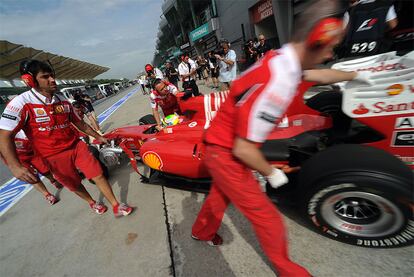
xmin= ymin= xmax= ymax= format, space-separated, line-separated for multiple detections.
xmin=172 ymin=192 xmax=237 ymax=277
xmin=98 ymin=158 xmax=131 ymax=205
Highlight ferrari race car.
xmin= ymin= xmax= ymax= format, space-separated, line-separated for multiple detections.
xmin=93 ymin=51 xmax=414 ymax=248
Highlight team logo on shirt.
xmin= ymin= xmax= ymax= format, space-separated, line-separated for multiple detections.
xmin=1 ymin=113 xmax=17 ymax=120
xmin=63 ymin=104 xmax=71 ymax=113
xmin=14 ymin=141 xmax=24 ymax=148
xmin=357 ymin=18 xmax=378 ymax=32
xmin=258 ymin=112 xmax=278 ymax=123
xmin=34 ymin=108 xmax=47 ymax=117
xmin=54 ymin=105 xmax=65 ymax=114
xmin=35 ymin=116 xmax=51 ymax=123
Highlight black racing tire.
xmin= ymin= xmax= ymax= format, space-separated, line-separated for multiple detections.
xmin=299 ymin=144 xmax=413 ymax=248
xmin=306 ymin=91 xmax=342 ymax=114
xmin=306 ymin=91 xmax=352 ymax=137
xmin=88 ymin=146 xmax=109 ymax=182
xmin=139 ymin=114 xmax=156 ymax=125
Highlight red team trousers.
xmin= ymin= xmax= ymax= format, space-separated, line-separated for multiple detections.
xmin=192 ymin=145 xmax=310 ymax=277
xmin=43 ymin=141 xmax=103 ymax=191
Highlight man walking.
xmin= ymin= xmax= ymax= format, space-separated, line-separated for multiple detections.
xmin=0 ymin=60 xmax=133 ymax=217
xmin=191 ymin=0 xmax=346 ymax=275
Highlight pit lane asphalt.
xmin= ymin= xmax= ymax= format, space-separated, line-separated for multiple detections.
xmin=0 ymin=84 xmax=412 ymax=277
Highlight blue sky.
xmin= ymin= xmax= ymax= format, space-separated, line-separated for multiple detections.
xmin=0 ymin=0 xmax=163 ymax=79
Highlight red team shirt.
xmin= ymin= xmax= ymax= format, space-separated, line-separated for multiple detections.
xmin=204 ymin=44 xmax=303 ymax=148
xmin=14 ymin=129 xmax=33 ymax=157
xmin=0 ymin=89 xmax=82 ymax=157
xmin=150 ymin=82 xmax=180 ymax=116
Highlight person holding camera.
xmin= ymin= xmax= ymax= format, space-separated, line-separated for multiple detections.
xmin=165 ymin=61 xmax=179 ymax=88
xmin=244 ymin=39 xmax=258 ymax=68
xmin=256 ymin=34 xmax=272 ymax=58
xmin=178 ymin=54 xmax=200 ymax=97
xmin=215 ymin=40 xmax=237 ymax=90
xmin=207 ymin=51 xmax=219 ymax=89
xmin=145 ymin=64 xmax=164 ymax=90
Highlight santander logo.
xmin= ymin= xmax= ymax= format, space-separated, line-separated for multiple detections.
xmin=356 ymin=62 xmax=407 ymax=73
xmin=352 ymin=104 xmax=370 ymax=115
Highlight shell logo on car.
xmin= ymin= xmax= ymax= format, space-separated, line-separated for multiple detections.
xmin=142 ymin=151 xmax=163 ymax=170
xmin=386 ymin=84 xmax=404 ymax=96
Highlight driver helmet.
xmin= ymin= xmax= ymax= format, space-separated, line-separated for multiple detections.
xmin=162 ymin=113 xmax=180 ymax=127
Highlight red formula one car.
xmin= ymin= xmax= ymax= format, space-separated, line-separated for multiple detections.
xmin=94 ymin=51 xmax=413 ymax=248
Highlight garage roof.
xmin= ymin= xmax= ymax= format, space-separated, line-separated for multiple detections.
xmin=0 ymin=40 xmax=109 ymax=81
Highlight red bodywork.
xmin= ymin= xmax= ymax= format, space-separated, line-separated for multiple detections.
xmin=101 ymin=80 xmax=412 ymax=179
xmin=101 ymin=82 xmax=334 ymax=178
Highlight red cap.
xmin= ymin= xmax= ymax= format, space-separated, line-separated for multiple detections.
xmin=145 ymin=64 xmax=153 ymax=72
xmin=307 ymin=18 xmax=343 ymax=48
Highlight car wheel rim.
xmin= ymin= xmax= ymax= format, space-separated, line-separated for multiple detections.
xmin=320 ymin=191 xmax=404 ymax=237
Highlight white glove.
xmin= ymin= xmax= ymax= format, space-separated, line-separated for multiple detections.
xmin=353 ymin=71 xmax=374 ymax=86
xmin=266 ymin=168 xmax=289 ymax=189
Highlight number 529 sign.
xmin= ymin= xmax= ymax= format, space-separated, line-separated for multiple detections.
xmin=351 ymin=42 xmax=377 ymax=53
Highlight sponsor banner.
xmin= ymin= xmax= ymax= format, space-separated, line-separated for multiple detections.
xmin=189 ymin=23 xmax=210 ymax=42
xmin=391 ymin=130 xmax=414 ymax=147
xmin=1 ymin=113 xmax=17 ymax=120
xmin=344 ymin=80 xmax=414 ymax=118
xmin=395 ymin=116 xmax=414 ymax=129
xmin=35 ymin=116 xmax=51 ymax=123
xmin=180 ymin=42 xmax=190 ymax=50
xmin=250 ymin=0 xmax=273 ymax=24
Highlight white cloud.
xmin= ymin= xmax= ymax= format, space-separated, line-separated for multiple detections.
xmin=0 ymin=0 xmax=163 ymax=79
xmin=77 ymin=38 xmax=104 ymax=47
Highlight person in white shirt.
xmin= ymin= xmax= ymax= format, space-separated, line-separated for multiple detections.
xmin=215 ymin=40 xmax=237 ymax=90
xmin=138 ymin=78 xmax=147 ymax=95
xmin=178 ymin=54 xmax=200 ymax=98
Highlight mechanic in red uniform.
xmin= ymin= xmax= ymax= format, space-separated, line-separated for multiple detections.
xmin=0 ymin=60 xmax=133 ymax=217
xmin=150 ymin=78 xmax=181 ymax=131
xmin=2 ymin=130 xmax=62 ymax=205
xmin=71 ymin=100 xmax=93 ymax=143
xmin=191 ymin=1 xmax=348 ymax=276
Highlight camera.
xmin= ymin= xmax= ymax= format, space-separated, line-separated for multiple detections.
xmin=214 ymin=47 xmax=225 ymax=56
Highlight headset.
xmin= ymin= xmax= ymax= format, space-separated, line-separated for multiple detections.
xmin=306 ymin=17 xmax=343 ymax=49
xmin=20 ymin=59 xmax=56 ymax=88
xmin=20 ymin=60 xmax=36 ymax=88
